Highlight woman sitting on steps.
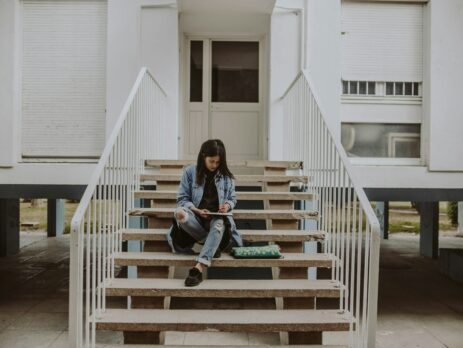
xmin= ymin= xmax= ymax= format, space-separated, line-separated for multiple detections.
xmin=166 ymin=139 xmax=243 ymax=287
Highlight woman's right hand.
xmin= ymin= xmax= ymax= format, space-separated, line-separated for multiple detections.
xmin=193 ymin=207 xmax=210 ymax=219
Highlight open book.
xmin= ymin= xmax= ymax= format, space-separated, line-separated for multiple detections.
xmin=205 ymin=212 xmax=233 ymax=216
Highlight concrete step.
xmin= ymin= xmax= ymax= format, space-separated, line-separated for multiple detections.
xmin=121 ymin=228 xmax=326 ymax=242
xmin=93 ymin=309 xmax=352 ymax=332
xmin=113 ymin=251 xmax=335 ymax=268
xmin=140 ymin=173 xmax=309 ymax=184
xmin=145 ymin=159 xmax=303 ymax=169
xmin=104 ymin=278 xmax=342 ymax=298
xmin=96 ymin=345 xmax=347 ymax=348
xmin=134 ymin=190 xmax=315 ymax=201
xmin=128 ymin=208 xmax=319 ymax=220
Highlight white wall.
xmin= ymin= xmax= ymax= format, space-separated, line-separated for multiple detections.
xmin=354 ymin=165 xmax=463 ymax=189
xmin=180 ymin=13 xmax=269 ymax=36
xmin=306 ymin=0 xmax=341 ymax=138
xmin=106 ymin=0 xmax=179 ymax=158
xmin=425 ymin=0 xmax=463 ymax=171
xmin=268 ymin=0 xmax=303 ymax=160
xmin=268 ymin=0 xmax=341 ymax=160
xmin=341 ymin=102 xmax=422 ymax=124
xmin=0 ymin=0 xmax=18 ymax=167
xmin=0 ymin=163 xmax=96 ymax=185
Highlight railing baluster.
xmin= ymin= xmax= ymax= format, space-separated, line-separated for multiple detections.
xmin=345 ymin=177 xmax=352 ymax=312
xmin=97 ymin=178 xmax=102 ymax=314
xmin=85 ymin=207 xmax=90 ymax=348
xmin=92 ymin=195 xmax=97 ymax=346
xmin=356 ymin=208 xmax=363 ymax=346
xmin=362 ymin=221 xmax=371 ymax=348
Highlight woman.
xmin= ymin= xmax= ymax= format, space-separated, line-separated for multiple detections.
xmin=166 ymin=139 xmax=243 ymax=287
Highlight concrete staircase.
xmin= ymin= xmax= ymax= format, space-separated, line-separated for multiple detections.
xmin=94 ymin=160 xmax=353 ymax=346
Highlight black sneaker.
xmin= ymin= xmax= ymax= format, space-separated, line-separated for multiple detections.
xmin=214 ymin=249 xmax=221 ymax=258
xmin=185 ymin=267 xmax=203 ymax=287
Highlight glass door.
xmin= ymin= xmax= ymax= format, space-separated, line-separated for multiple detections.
xmin=184 ymin=39 xmax=262 ymax=159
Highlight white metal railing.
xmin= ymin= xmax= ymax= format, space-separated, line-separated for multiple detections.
xmin=68 ymin=68 xmax=167 ymax=348
xmin=281 ymin=70 xmax=380 ymax=348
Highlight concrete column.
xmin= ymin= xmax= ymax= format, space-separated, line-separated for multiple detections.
xmin=0 ymin=199 xmax=20 ymax=256
xmin=128 ymin=198 xmax=143 ymax=279
xmin=457 ymin=202 xmax=463 ymax=237
xmin=304 ymin=198 xmax=317 ymax=280
xmin=374 ymin=201 xmax=389 ymax=240
xmin=419 ymin=202 xmax=439 ymax=259
xmin=47 ymin=199 xmax=65 ymax=237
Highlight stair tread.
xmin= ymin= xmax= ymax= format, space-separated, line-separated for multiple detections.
xmin=145 ymin=159 xmax=303 ymax=169
xmin=128 ymin=208 xmax=319 ymax=219
xmin=140 ymin=173 xmax=308 ymax=183
xmin=121 ymin=228 xmax=326 ymax=242
xmin=134 ymin=190 xmax=314 ymax=200
xmin=114 ymin=251 xmax=334 ymax=268
xmin=97 ymin=345 xmax=347 ymax=348
xmin=94 ymin=309 xmax=352 ymax=332
xmin=105 ymin=278 xmax=341 ymax=298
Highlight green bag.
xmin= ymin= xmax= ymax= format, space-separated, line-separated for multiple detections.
xmin=231 ymin=244 xmax=282 ymax=259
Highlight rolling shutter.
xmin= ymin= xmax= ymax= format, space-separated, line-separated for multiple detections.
xmin=21 ymin=0 xmax=107 ymax=158
xmin=341 ymin=2 xmax=423 ymax=82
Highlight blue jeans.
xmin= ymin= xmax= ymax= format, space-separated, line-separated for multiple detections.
xmin=173 ymin=207 xmax=225 ymax=267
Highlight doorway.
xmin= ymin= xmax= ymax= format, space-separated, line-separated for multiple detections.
xmin=182 ymin=38 xmax=264 ymax=159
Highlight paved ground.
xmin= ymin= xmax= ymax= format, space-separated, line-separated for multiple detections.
xmin=375 ymin=232 xmax=463 ymax=348
xmin=0 ymin=231 xmax=462 ymax=347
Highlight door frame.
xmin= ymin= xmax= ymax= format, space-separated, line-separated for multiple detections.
xmin=180 ymin=34 xmax=268 ymax=160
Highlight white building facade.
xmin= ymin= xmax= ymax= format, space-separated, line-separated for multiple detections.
xmin=1 ymin=0 xmax=463 ymax=255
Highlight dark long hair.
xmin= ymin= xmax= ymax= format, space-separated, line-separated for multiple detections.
xmin=196 ymin=139 xmax=234 ymax=185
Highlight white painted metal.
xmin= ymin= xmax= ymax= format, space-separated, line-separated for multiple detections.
xmin=21 ymin=0 xmax=107 ymax=158
xmin=341 ymin=1 xmax=424 ymax=82
xmin=69 ymin=68 xmax=167 ymax=348
xmin=281 ymin=70 xmax=380 ymax=348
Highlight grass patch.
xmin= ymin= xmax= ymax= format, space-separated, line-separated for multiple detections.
xmin=389 ymin=221 xmax=420 ymax=233
xmin=20 ymin=200 xmax=79 ymax=234
xmin=389 ymin=221 xmax=456 ymax=233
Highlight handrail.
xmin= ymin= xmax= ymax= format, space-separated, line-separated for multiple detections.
xmin=280 ymin=69 xmax=380 ymax=348
xmin=71 ymin=68 xmax=147 ymax=231
xmin=70 ymin=68 xmax=166 ymax=231
xmin=301 ymin=71 xmax=378 ymax=224
xmin=69 ymin=67 xmax=167 ymax=348
xmin=280 ymin=71 xmax=303 ymax=100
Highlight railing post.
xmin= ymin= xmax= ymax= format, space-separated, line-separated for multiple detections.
xmin=367 ymin=225 xmax=380 ymax=348
xmin=68 ymin=225 xmax=80 ymax=348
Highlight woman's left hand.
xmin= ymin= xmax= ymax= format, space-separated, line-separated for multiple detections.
xmin=218 ymin=203 xmax=230 ymax=213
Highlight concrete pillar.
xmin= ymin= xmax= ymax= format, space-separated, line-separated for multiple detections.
xmin=303 ymin=198 xmax=317 ymax=280
xmin=0 ymin=199 xmax=20 ymax=256
xmin=374 ymin=201 xmax=389 ymax=240
xmin=457 ymin=202 xmax=463 ymax=237
xmin=419 ymin=202 xmax=439 ymax=259
xmin=128 ymin=198 xmax=143 ymax=279
xmin=47 ymin=199 xmax=65 ymax=237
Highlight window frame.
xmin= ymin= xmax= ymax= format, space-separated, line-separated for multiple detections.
xmin=340 ymin=79 xmax=424 ymax=165
xmin=342 ymin=80 xmax=422 ymax=99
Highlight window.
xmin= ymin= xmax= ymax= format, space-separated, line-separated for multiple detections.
xmin=342 ymin=80 xmax=376 ymax=96
xmin=341 ymin=123 xmax=420 ymax=158
xmin=343 ymin=81 xmax=421 ymax=97
xmin=189 ymin=41 xmax=203 ymax=102
xmin=385 ymin=82 xmax=420 ymax=96
xmin=211 ymin=41 xmax=259 ymax=103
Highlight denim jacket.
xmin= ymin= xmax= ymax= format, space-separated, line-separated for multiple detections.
xmin=176 ymin=164 xmax=243 ymax=247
